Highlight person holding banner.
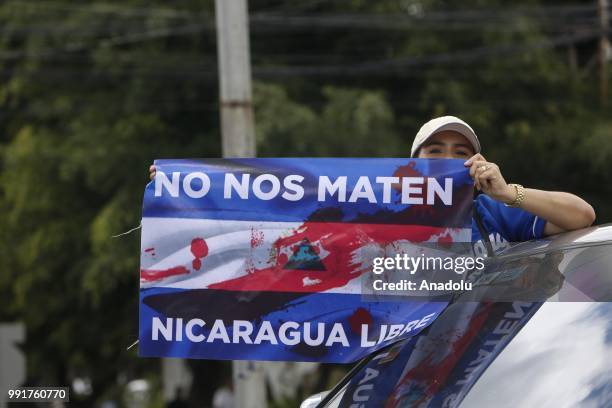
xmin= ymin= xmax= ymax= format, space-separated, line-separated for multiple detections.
xmin=365 ymin=117 xmax=596 ymax=407
xmin=411 ymin=115 xmax=595 ymax=256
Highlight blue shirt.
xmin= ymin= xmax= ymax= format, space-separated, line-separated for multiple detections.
xmin=471 ymin=194 xmax=546 ymax=257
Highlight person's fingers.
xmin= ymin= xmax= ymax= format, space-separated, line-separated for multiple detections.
xmin=467 ymin=158 xmax=500 ymax=193
xmin=471 ymin=161 xmax=489 ymax=191
xmin=478 ymin=167 xmax=498 ymax=181
xmin=469 ymin=160 xmax=487 ymax=178
xmin=481 ymin=179 xmax=490 ymax=192
xmin=477 ymin=172 xmax=488 ymax=190
xmin=464 ymin=154 xmax=481 ymax=165
xmin=477 ymin=162 xmax=502 ymax=191
xmin=149 ymin=164 xmax=156 ymax=181
xmin=464 ymin=153 xmax=487 ymax=166
xmin=478 ymin=168 xmax=497 ymax=191
xmin=469 ymin=161 xmax=481 ymax=177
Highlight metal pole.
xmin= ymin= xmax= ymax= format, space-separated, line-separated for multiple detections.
xmin=216 ymin=0 xmax=256 ymax=157
xmin=214 ymin=1 xmax=264 ymax=407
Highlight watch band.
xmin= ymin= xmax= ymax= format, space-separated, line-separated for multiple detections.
xmin=507 ymin=183 xmax=525 ymax=207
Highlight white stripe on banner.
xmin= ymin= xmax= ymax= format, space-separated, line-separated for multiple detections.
xmin=140 ymin=217 xmax=470 ymax=293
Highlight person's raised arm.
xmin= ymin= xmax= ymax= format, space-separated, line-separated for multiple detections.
xmin=465 ymin=153 xmax=595 ymax=235
xmin=513 ymin=189 xmax=595 ymax=235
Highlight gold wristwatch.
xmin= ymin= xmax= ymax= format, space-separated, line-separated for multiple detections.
xmin=506 ymin=183 xmax=525 ymax=207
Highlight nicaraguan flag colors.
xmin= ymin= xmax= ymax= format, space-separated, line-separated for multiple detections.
xmin=138 ymin=158 xmax=473 ymax=362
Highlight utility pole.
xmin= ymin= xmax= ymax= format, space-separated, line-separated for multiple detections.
xmin=214 ymin=1 xmax=264 ymax=408
xmin=216 ymin=0 xmax=256 ymax=157
xmin=598 ymin=0 xmax=610 ymax=105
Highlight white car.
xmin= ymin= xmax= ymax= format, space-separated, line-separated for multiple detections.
xmin=302 ymin=225 xmax=612 ymax=407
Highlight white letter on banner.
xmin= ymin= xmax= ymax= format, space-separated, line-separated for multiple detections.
xmin=279 ymin=321 xmax=301 ymax=345
xmin=427 ymin=177 xmax=453 ymax=205
xmin=349 ymin=176 xmax=376 ymax=203
xmin=326 ymin=323 xmax=349 ymax=347
xmin=318 ymin=176 xmax=347 ymax=202
xmin=415 ymin=313 xmax=436 ymax=329
xmin=155 ymin=171 xmax=180 ymax=197
xmin=376 ymin=176 xmax=399 ymax=203
xmin=361 ymin=324 xmax=376 ymax=347
xmin=207 ymin=320 xmax=231 ymax=343
xmin=401 ymin=177 xmax=424 ymax=204
xmin=282 ymin=175 xmax=305 ymax=201
xmin=254 ymin=321 xmax=278 ymax=344
xmin=353 ymin=384 xmax=374 ymax=402
xmin=399 ymin=319 xmax=419 ymax=336
xmin=183 ymin=172 xmax=210 ymax=198
xmin=383 ymin=324 xmax=404 ymax=342
xmin=152 ymin=317 xmax=173 ymax=341
xmin=360 ymin=367 xmax=379 ymax=384
xmin=253 ymin=174 xmax=281 ymax=200
xmin=224 ymin=173 xmax=250 ymax=199
xmin=303 ymin=322 xmax=325 ymax=346
xmin=175 ymin=318 xmax=183 ymax=341
xmin=233 ymin=321 xmax=254 ymax=344
xmin=186 ymin=319 xmax=206 ymax=342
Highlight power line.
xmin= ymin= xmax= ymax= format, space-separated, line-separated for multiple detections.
xmin=3 ymin=1 xmax=608 ymax=25
xmin=0 ymin=3 xmax=608 ymax=79
xmin=253 ymin=29 xmax=607 ymax=77
xmin=0 ymin=27 xmax=605 ymax=77
xmin=2 ymin=1 xmax=207 ymax=20
xmin=0 ymin=23 xmax=210 ymax=61
xmin=0 ymin=17 xmax=604 ymax=62
xmin=1 ymin=10 xmax=604 ymax=35
xmin=249 ymin=11 xmax=602 ymax=30
xmin=7 ymin=1 xmax=603 ymax=16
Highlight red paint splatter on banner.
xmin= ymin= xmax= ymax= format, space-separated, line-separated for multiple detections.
xmin=250 ymin=228 xmax=264 ymax=248
xmin=392 ymin=160 xmax=436 ymax=217
xmin=140 ymin=266 xmax=189 ymax=282
xmin=277 ymin=253 xmax=289 ymax=266
xmin=145 ymin=247 xmax=155 ymax=252
xmin=392 ymin=160 xmax=421 ymax=183
xmin=191 ymin=238 xmax=208 ymax=271
xmin=209 ymin=222 xmax=444 ymax=293
xmin=437 ymin=233 xmax=453 ymax=245
xmin=348 ymin=307 xmax=373 ymax=335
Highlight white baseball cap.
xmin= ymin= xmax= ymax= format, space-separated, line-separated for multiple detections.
xmin=411 ymin=116 xmax=481 ymax=157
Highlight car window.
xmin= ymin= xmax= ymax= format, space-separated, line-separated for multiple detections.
xmin=462 ymin=302 xmax=612 ymax=407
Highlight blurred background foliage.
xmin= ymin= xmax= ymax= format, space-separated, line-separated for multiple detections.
xmin=0 ymin=0 xmax=610 ymax=406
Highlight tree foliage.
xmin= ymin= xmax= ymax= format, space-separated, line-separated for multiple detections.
xmin=0 ymin=0 xmax=610 ymax=406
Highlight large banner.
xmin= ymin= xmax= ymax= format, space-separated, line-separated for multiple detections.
xmin=138 ymin=158 xmax=473 ymax=362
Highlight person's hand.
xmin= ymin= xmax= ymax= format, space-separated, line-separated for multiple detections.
xmin=464 ymin=154 xmax=515 ymax=204
xmin=149 ymin=164 xmax=156 ymax=181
